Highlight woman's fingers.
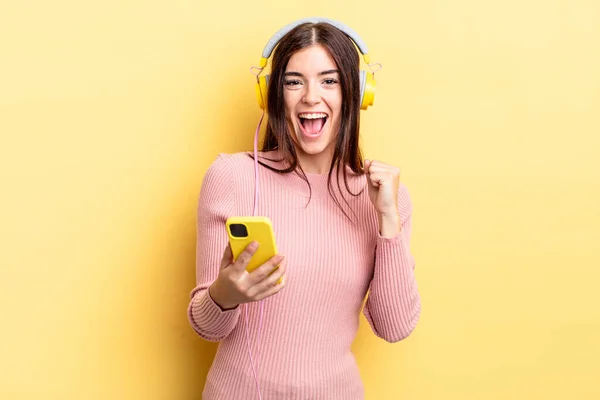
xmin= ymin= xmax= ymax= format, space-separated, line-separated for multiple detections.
xmin=217 ymin=244 xmax=287 ymax=304
xmin=247 ymin=258 xmax=287 ymax=298
xmin=253 ymin=273 xmax=287 ymax=301
xmin=231 ymin=241 xmax=259 ymax=271
xmin=248 ymin=254 xmax=284 ymax=284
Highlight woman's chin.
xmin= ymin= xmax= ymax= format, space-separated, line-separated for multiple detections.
xmin=297 ymin=138 xmax=333 ymax=157
xmin=300 ymin=145 xmax=325 ymax=155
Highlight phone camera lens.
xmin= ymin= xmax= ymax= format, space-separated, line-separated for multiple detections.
xmin=229 ymin=224 xmax=248 ymax=238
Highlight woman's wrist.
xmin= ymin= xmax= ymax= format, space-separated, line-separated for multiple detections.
xmin=208 ymin=281 xmax=239 ymax=311
xmin=377 ymin=212 xmax=402 ymax=238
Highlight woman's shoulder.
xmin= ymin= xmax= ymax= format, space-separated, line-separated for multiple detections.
xmin=204 ymin=151 xmax=254 ymax=174
xmin=201 ymin=152 xmax=251 ymax=185
xmin=211 ymin=150 xmax=282 ymax=164
xmin=205 ymin=150 xmax=285 ymax=180
xmin=209 ymin=150 xmax=287 ymax=171
xmin=211 ymin=151 xmax=253 ymax=166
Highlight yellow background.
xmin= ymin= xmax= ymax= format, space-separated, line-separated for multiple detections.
xmin=1 ymin=0 xmax=599 ymax=399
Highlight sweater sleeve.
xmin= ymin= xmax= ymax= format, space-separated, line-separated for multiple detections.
xmin=363 ymin=183 xmax=421 ymax=343
xmin=187 ymin=154 xmax=241 ymax=342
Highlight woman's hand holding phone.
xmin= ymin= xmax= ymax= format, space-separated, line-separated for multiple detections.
xmin=209 ymin=242 xmax=287 ymax=310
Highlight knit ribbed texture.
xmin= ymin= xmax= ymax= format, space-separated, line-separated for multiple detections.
xmin=187 ymin=151 xmax=421 ymax=400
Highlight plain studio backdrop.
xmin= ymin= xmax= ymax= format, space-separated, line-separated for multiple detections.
xmin=1 ymin=1 xmax=599 ymax=399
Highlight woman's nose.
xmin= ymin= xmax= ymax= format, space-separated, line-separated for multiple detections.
xmin=302 ymin=82 xmax=321 ymax=105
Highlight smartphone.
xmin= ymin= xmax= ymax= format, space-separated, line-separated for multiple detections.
xmin=226 ymin=216 xmax=280 ymax=275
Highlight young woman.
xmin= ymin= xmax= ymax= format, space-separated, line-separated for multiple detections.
xmin=188 ymin=18 xmax=421 ymax=400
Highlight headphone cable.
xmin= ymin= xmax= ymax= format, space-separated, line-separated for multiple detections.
xmin=244 ymin=109 xmax=266 ymax=400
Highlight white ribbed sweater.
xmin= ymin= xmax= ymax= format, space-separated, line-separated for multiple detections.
xmin=187 ymin=151 xmax=421 ymax=399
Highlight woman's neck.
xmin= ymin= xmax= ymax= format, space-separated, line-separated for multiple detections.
xmin=296 ymin=148 xmax=335 ymax=175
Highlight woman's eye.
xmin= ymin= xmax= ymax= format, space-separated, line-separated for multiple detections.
xmin=284 ymin=80 xmax=301 ymax=87
xmin=324 ymin=78 xmax=338 ymax=85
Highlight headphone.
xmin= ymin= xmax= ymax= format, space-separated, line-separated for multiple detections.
xmin=254 ymin=17 xmax=377 ymax=111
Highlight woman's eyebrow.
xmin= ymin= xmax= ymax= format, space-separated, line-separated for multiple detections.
xmin=318 ymin=69 xmax=340 ymax=76
xmin=284 ymin=69 xmax=340 ymax=77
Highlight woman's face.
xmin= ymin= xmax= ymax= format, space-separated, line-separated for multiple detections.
xmin=283 ymin=44 xmax=342 ymax=167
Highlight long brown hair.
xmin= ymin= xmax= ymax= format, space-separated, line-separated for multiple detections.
xmin=255 ymin=22 xmax=365 ymax=219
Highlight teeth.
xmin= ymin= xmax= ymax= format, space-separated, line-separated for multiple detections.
xmin=298 ymin=113 xmax=328 ymax=119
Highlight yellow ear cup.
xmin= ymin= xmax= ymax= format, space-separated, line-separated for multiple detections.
xmin=256 ymin=75 xmax=269 ymax=110
xmin=360 ymin=72 xmax=376 ymax=110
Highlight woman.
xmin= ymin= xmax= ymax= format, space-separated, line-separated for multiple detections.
xmin=187 ymin=18 xmax=421 ymax=400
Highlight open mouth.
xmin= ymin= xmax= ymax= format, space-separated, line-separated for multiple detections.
xmin=298 ymin=112 xmax=328 ymax=137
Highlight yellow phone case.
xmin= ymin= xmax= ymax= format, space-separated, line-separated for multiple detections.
xmin=226 ymin=216 xmax=279 ymax=274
